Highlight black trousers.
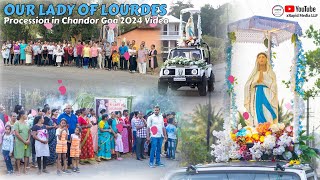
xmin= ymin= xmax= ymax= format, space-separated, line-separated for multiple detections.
xmin=105 ymin=56 xmax=112 ymax=69
xmin=120 ymin=56 xmax=127 ymax=70
xmin=37 ymin=157 xmax=47 ymax=170
xmin=92 ymin=57 xmax=97 ymax=68
xmin=136 ymin=137 xmax=146 ymax=159
xmin=48 ymin=54 xmax=53 ymax=65
xmin=129 ymin=56 xmax=137 ymax=71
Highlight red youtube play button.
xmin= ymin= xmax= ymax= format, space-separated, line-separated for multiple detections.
xmin=285 ymin=5 xmax=295 ymax=12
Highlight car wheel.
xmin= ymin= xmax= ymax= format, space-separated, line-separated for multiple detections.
xmin=198 ymin=75 xmax=207 ymax=96
xmin=158 ymin=80 xmax=168 ymax=95
xmin=208 ymin=72 xmax=214 ymax=92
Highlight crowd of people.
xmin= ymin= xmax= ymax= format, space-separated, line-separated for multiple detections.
xmin=0 ymin=104 xmax=178 ymax=175
xmin=1 ymin=39 xmax=159 ymax=74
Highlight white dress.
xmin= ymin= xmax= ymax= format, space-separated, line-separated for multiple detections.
xmin=35 ymin=129 xmax=50 ymax=157
xmin=1 ymin=45 xmax=9 ymax=59
xmin=115 ymin=133 xmax=123 ymax=152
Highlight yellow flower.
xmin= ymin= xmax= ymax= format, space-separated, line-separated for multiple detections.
xmin=289 ymin=160 xmax=294 ymax=165
xmin=230 ymin=133 xmax=236 ymax=141
xmin=247 ymin=140 xmax=253 ymax=143
xmin=260 ymin=136 xmax=265 ymax=143
xmin=252 ymin=134 xmax=259 ymax=141
xmin=246 ymin=132 xmax=252 ymax=138
xmin=265 ymin=131 xmax=272 ymax=136
xmin=294 ymin=160 xmax=300 ymax=165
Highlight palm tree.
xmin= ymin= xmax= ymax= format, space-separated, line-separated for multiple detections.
xmin=72 ymin=92 xmax=95 ymax=109
xmin=192 ymin=104 xmax=224 ymax=144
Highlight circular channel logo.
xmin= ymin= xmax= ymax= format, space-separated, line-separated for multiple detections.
xmin=272 ymin=5 xmax=284 ymax=17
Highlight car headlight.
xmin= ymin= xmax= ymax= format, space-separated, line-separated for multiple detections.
xmin=164 ymin=69 xmax=170 ymax=75
xmin=191 ymin=69 xmax=198 ymax=75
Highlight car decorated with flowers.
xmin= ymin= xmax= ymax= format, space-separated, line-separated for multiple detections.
xmin=162 ymin=161 xmax=318 ymax=180
xmin=158 ymin=45 xmax=215 ymax=96
xmin=158 ymin=8 xmax=215 ymax=96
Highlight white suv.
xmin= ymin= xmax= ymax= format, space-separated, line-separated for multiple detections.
xmin=162 ymin=161 xmax=318 ymax=180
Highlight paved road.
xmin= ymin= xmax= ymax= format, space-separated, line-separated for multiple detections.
xmin=0 ymin=155 xmax=179 ymax=180
xmin=0 ymin=63 xmax=225 ymax=113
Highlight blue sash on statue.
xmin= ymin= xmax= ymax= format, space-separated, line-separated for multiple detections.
xmin=255 ymin=85 xmax=277 ymax=123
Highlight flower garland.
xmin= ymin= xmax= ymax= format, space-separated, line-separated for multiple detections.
xmin=292 ymin=36 xmax=306 ymax=143
xmin=162 ymin=56 xmax=207 ymax=69
xmin=224 ymin=40 xmax=237 ymax=129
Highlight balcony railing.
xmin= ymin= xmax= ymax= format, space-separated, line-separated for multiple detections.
xmin=161 ymin=31 xmax=179 ymax=35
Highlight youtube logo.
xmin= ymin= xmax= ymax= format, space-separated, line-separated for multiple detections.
xmin=285 ymin=5 xmax=295 ymax=12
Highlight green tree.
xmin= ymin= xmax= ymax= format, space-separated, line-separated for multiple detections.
xmin=168 ymin=0 xmax=194 ymax=22
xmin=304 ymin=25 xmax=320 ymax=98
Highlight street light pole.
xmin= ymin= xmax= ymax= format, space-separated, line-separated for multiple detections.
xmin=207 ymin=91 xmax=212 ymax=151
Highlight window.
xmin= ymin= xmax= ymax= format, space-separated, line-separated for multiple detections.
xmin=163 ymin=24 xmax=168 ymax=35
xmin=175 ymin=24 xmax=179 ymax=32
xmin=169 ymin=49 xmax=202 ymax=60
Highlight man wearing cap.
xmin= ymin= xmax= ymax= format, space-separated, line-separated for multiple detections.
xmin=147 ymin=106 xmax=167 ymax=168
xmin=57 ymin=104 xmax=78 ymax=169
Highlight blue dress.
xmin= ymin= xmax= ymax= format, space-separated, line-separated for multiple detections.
xmin=20 ymin=43 xmax=27 ymax=60
xmin=97 ymin=121 xmax=112 ymax=159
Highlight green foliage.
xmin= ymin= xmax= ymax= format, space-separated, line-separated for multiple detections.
xmin=203 ymin=35 xmax=225 ymax=63
xmin=278 ymin=99 xmax=293 ymax=126
xmin=298 ymin=130 xmax=320 ymax=163
xmin=180 ymin=105 xmax=223 ymax=165
xmin=180 ymin=128 xmax=212 ymax=166
xmin=24 ymin=89 xmax=46 ymax=111
xmin=73 ymin=92 xmax=95 ymax=109
xmin=201 ymin=4 xmax=229 ymax=38
xmin=168 ymin=0 xmax=194 ymax=22
xmin=303 ymin=25 xmax=320 ymax=99
xmin=238 ymin=111 xmax=247 ymax=128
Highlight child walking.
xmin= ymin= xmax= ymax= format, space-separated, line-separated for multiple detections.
xmin=70 ymin=127 xmax=81 ymax=173
xmin=32 ymin=116 xmax=50 ymax=174
xmin=2 ymin=125 xmax=14 ymax=174
xmin=166 ymin=118 xmax=177 ymax=160
xmin=56 ymin=119 xmax=71 ymax=175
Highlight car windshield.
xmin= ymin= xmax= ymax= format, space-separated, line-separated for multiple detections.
xmin=169 ymin=49 xmax=202 ymax=60
xmin=168 ymin=171 xmax=300 ymax=180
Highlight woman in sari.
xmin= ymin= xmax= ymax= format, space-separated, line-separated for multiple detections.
xmin=97 ymin=114 xmax=113 ymax=161
xmin=78 ymin=108 xmax=95 ymax=163
xmin=110 ymin=112 xmax=118 ymax=157
xmin=43 ymin=107 xmax=57 ymax=165
xmin=89 ymin=108 xmax=98 ymax=153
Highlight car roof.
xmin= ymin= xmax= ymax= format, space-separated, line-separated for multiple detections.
xmin=186 ymin=161 xmax=314 ymax=171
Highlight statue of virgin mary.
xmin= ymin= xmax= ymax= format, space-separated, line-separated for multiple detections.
xmin=185 ymin=17 xmax=195 ymax=40
xmin=244 ymin=52 xmax=278 ymax=126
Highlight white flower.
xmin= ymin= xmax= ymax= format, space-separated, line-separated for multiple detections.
xmin=283 ymin=151 xmax=292 ymax=160
xmin=270 ymin=124 xmax=280 ymax=132
xmin=250 ymin=143 xmax=263 ymax=159
xmin=262 ymin=135 xmax=276 ymax=150
xmin=273 ymin=146 xmax=285 ymax=155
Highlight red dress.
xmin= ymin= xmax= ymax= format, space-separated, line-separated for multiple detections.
xmin=78 ymin=116 xmax=95 ymax=161
xmin=125 ymin=117 xmax=132 ymax=152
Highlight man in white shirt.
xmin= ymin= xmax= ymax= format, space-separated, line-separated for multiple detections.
xmin=47 ymin=42 xmax=55 ymax=66
xmin=147 ymin=106 xmax=167 ymax=168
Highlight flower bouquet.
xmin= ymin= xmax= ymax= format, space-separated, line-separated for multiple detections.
xmin=163 ymin=56 xmax=207 ymax=69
